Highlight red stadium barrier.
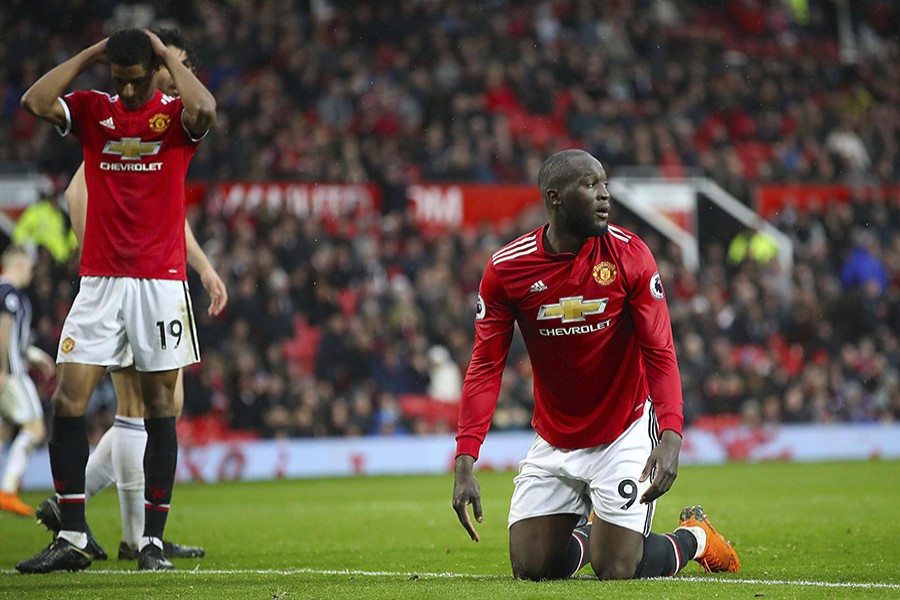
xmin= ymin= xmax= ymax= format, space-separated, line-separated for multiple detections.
xmin=185 ymin=181 xmax=543 ymax=229
xmin=398 ymin=394 xmax=460 ymax=430
xmin=756 ymin=183 xmax=900 ymax=218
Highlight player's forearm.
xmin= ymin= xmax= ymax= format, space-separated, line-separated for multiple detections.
xmin=659 ymin=428 xmax=683 ymax=445
xmin=647 ymin=392 xmax=684 ymax=437
xmin=184 ymin=220 xmax=213 ymax=275
xmin=454 ymin=453 xmax=476 ymax=473
xmin=644 ymin=348 xmax=685 ymax=435
xmin=21 ymin=42 xmax=105 ymax=124
xmin=171 ymin=65 xmax=216 ymax=120
xmin=456 ymin=330 xmax=512 ymax=459
xmin=64 ymin=164 xmax=87 ymax=247
xmin=635 ymin=307 xmax=685 ymax=435
xmin=455 ymin=387 xmax=501 ymax=460
xmin=164 ymin=53 xmax=216 ymax=133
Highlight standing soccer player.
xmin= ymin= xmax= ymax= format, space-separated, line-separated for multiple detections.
xmin=16 ymin=27 xmax=216 ymax=573
xmin=31 ymin=27 xmax=226 ymax=564
xmin=452 ymin=149 xmax=739 ymax=580
xmin=0 ymin=245 xmax=54 ymax=517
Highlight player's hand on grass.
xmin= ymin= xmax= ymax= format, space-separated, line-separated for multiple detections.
xmin=639 ymin=429 xmax=682 ymax=504
xmin=452 ymin=454 xmax=482 ymax=542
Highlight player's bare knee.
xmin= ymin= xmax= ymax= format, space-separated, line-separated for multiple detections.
xmin=139 ymin=371 xmax=178 ymax=418
xmin=143 ymin=395 xmax=175 ymax=419
xmin=510 ymin=551 xmax=557 ymax=581
xmin=119 ymin=403 xmax=145 ymax=418
xmin=511 ymin=560 xmax=549 ymax=582
xmin=50 ymin=388 xmax=88 ymax=416
xmin=142 ymin=386 xmax=176 ymax=418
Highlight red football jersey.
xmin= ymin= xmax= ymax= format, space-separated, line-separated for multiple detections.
xmin=58 ymin=89 xmax=202 ymax=279
xmin=456 ymin=223 xmax=684 ymax=460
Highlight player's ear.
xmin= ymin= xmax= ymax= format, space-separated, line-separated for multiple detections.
xmin=546 ymin=188 xmax=561 ymax=206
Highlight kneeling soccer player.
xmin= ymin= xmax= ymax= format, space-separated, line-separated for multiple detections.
xmin=452 ymin=149 xmax=739 ymax=580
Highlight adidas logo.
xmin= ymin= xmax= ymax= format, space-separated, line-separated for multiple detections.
xmin=529 ymin=280 xmax=548 ymax=293
xmin=99 ymin=117 xmax=115 ymax=130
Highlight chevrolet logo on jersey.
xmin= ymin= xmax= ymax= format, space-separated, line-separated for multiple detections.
xmin=102 ymin=138 xmax=162 ymax=160
xmin=537 ymin=296 xmax=608 ymax=323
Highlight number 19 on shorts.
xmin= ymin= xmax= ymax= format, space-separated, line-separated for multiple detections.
xmin=156 ymin=320 xmax=183 ymax=349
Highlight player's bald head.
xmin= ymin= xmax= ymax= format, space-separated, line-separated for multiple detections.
xmin=538 ymin=149 xmax=601 ymax=201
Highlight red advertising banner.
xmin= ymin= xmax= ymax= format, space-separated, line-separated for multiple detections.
xmin=756 ymin=183 xmax=900 ymax=218
xmin=188 ymin=181 xmax=900 ymax=226
xmin=200 ymin=181 xmax=382 ymax=219
xmin=407 ymin=183 xmax=541 ymax=229
xmin=187 ymin=181 xmax=542 ymax=228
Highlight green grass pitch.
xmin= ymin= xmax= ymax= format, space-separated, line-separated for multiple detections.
xmin=1 ymin=460 xmax=898 ymax=599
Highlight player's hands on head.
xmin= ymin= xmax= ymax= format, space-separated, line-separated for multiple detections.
xmin=452 ymin=454 xmax=483 ymax=542
xmin=87 ymin=37 xmax=110 ymax=65
xmin=144 ymin=29 xmax=168 ymax=57
xmin=639 ymin=429 xmax=682 ymax=504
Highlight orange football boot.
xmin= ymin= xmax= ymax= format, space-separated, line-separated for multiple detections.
xmin=678 ymin=505 xmax=740 ymax=572
xmin=0 ymin=490 xmax=35 ymax=517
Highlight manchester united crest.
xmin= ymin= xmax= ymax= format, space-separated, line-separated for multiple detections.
xmin=592 ymin=261 xmax=617 ymax=286
xmin=61 ymin=337 xmax=75 ymax=354
xmin=148 ymin=113 xmax=171 ymax=133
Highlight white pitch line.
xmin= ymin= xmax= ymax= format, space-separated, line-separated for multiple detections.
xmin=1 ymin=568 xmax=898 ymax=590
xmin=0 ymin=568 xmax=490 ymax=578
xmin=666 ymin=576 xmax=900 ymax=590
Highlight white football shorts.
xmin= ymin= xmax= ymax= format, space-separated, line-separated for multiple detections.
xmin=57 ymin=276 xmax=200 ymax=372
xmin=508 ymin=400 xmax=660 ymax=536
xmin=0 ymin=375 xmax=43 ymax=425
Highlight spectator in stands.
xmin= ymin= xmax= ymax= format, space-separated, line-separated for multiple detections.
xmin=12 ymin=194 xmax=78 ymax=264
xmin=840 ymin=229 xmax=889 ymax=296
xmin=426 ymin=345 xmax=462 ymax=403
xmin=839 ymin=228 xmax=890 ymax=336
xmin=726 ymin=224 xmax=780 ymax=269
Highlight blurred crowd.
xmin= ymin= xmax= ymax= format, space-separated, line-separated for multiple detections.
xmin=3 ymin=0 xmax=900 ymax=192
xmin=2 ymin=0 xmax=900 ymax=441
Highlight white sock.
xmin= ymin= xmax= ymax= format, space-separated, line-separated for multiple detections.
xmin=677 ymin=525 xmax=708 ymax=559
xmin=84 ymin=427 xmax=116 ymax=501
xmin=58 ymin=530 xmax=88 ymax=550
xmin=139 ymin=536 xmax=163 ymax=551
xmin=1 ymin=429 xmax=38 ymax=493
xmin=112 ymin=417 xmax=147 ymax=550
